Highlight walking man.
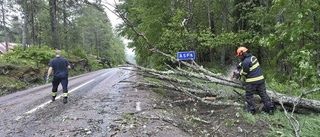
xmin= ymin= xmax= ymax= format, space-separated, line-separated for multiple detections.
xmin=47 ymin=50 xmax=71 ymax=104
xmin=235 ymin=47 xmax=275 ymax=115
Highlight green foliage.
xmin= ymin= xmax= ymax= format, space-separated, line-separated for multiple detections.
xmin=266 ymin=112 xmax=320 ymax=137
xmin=153 ymin=88 xmax=167 ymax=97
xmin=87 ymin=55 xmax=102 ymax=71
xmin=241 ymin=110 xmax=257 ymax=124
xmin=2 ymin=45 xmax=54 ymax=66
xmin=118 ymin=0 xmax=172 ymax=68
xmin=288 ymin=50 xmax=319 ymax=88
xmin=6 ymin=1 xmax=126 ymax=68
xmin=240 ymin=107 xmax=320 ymax=136
xmin=71 ymin=46 xmax=88 ymax=59
xmin=0 ymin=45 xmax=106 ymax=94
xmin=116 ymin=0 xmax=320 ymax=100
xmin=122 ymin=113 xmax=134 ymax=121
xmin=300 ymin=114 xmax=320 ymax=137
xmin=0 ymin=76 xmax=28 ymax=96
xmin=199 ymin=30 xmax=252 ymax=48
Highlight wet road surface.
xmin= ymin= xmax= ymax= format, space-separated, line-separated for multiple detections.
xmin=0 ymin=67 xmax=189 ymax=137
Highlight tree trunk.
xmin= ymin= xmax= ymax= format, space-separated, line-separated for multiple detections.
xmin=31 ymin=0 xmax=36 ymax=45
xmin=233 ymin=0 xmax=248 ymax=32
xmin=220 ymin=0 xmax=229 ymax=66
xmin=170 ymin=0 xmax=175 ymax=14
xmin=1 ymin=1 xmax=9 ymax=52
xmin=267 ymin=88 xmax=320 ymax=113
xmin=63 ymin=0 xmax=68 ymax=52
xmin=37 ymin=20 xmax=42 ymax=47
xmin=122 ymin=63 xmax=320 ymax=113
xmin=49 ymin=0 xmax=59 ymax=49
xmin=185 ymin=0 xmax=194 ymax=51
xmin=22 ymin=13 xmax=28 ymax=50
xmin=207 ymin=0 xmax=211 ymax=28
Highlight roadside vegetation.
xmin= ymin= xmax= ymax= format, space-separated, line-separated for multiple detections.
xmin=0 ymin=45 xmax=125 ymax=95
xmin=143 ymin=75 xmax=320 ymax=136
xmin=1 ymin=0 xmax=320 ymax=136
xmin=114 ymin=0 xmax=320 ymax=136
xmin=0 ymin=1 xmax=126 ymax=95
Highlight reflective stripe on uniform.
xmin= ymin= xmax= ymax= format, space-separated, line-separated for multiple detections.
xmin=240 ymin=69 xmax=247 ymax=75
xmin=250 ymin=56 xmax=257 ymax=64
xmin=246 ymin=75 xmax=264 ymax=82
xmin=52 ymin=92 xmax=57 ymax=96
xmin=249 ymin=62 xmax=260 ymax=71
xmin=62 ymin=93 xmax=68 ymax=97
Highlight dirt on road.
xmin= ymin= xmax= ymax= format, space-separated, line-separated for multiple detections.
xmin=0 ymin=68 xmax=270 ymax=137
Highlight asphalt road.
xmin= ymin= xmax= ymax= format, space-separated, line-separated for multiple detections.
xmin=0 ymin=68 xmax=131 ymax=136
xmin=0 ymin=67 xmax=189 ymax=137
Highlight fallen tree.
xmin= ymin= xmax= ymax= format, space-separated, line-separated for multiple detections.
xmin=105 ymin=2 xmax=320 ymax=113
xmin=120 ymin=62 xmax=320 ymax=113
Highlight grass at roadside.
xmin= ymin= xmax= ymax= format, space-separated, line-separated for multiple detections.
xmin=142 ymin=70 xmax=320 ymax=136
xmin=240 ymin=104 xmax=320 ymax=136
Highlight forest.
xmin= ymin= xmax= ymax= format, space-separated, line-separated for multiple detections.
xmin=117 ymin=0 xmax=320 ymax=99
xmin=0 ymin=0 xmax=127 ymax=94
xmin=1 ymin=0 xmax=320 ymax=136
xmin=0 ymin=0 xmax=126 ymax=65
xmin=114 ymin=1 xmax=320 ymax=136
xmin=1 ymin=0 xmax=319 ymax=95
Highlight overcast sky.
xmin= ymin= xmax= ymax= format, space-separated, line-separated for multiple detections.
xmin=102 ymin=0 xmax=134 ymax=55
xmin=102 ymin=1 xmax=122 ymax=28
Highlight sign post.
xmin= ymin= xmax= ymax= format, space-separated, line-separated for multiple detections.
xmin=177 ymin=51 xmax=195 ymax=68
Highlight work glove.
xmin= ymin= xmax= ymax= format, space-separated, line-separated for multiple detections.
xmin=45 ymin=76 xmax=50 ymax=83
xmin=232 ymin=69 xmax=240 ymax=79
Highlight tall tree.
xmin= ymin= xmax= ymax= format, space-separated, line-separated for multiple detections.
xmin=1 ymin=0 xmax=9 ymax=52
xmin=49 ymin=0 xmax=59 ymax=49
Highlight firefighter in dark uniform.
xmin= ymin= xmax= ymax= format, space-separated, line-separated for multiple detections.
xmin=235 ymin=47 xmax=275 ymax=115
xmin=47 ymin=50 xmax=71 ymax=104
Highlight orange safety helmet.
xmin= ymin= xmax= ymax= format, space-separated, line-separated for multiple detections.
xmin=236 ymin=47 xmax=248 ymax=56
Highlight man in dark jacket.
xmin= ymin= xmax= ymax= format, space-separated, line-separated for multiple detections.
xmin=47 ymin=50 xmax=71 ymax=104
xmin=236 ymin=47 xmax=275 ymax=115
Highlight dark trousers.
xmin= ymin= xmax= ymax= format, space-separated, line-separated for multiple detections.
xmin=245 ymin=83 xmax=273 ymax=111
xmin=52 ymin=74 xmax=68 ymax=93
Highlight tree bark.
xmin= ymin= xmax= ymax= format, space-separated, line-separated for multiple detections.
xmin=31 ymin=0 xmax=35 ymax=45
xmin=170 ymin=0 xmax=175 ymax=14
xmin=49 ymin=0 xmax=59 ymax=49
xmin=22 ymin=13 xmax=28 ymax=50
xmin=121 ymin=62 xmax=320 ymax=113
xmin=220 ymin=0 xmax=228 ymax=66
xmin=1 ymin=1 xmax=9 ymax=52
xmin=268 ymin=88 xmax=320 ymax=113
xmin=63 ymin=0 xmax=68 ymax=52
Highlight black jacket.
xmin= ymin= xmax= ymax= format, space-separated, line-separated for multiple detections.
xmin=238 ymin=53 xmax=265 ymax=84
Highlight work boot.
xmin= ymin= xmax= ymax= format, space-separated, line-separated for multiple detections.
xmin=266 ymin=109 xmax=274 ymax=115
xmin=263 ymin=104 xmax=276 ymax=115
xmin=63 ymin=97 xmax=68 ymax=104
xmin=248 ymin=110 xmax=255 ymax=115
xmin=52 ymin=96 xmax=56 ymax=102
xmin=244 ymin=105 xmax=255 ymax=115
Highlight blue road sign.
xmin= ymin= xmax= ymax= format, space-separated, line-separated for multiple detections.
xmin=177 ymin=51 xmax=195 ymax=60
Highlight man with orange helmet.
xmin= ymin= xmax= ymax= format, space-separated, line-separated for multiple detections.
xmin=235 ymin=46 xmax=275 ymax=115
